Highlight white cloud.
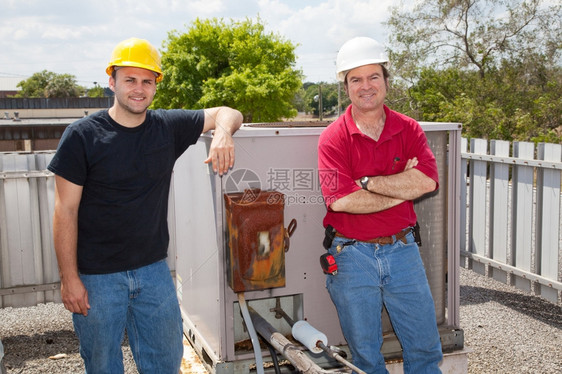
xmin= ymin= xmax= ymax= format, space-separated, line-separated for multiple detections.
xmin=257 ymin=0 xmax=395 ymax=82
xmin=0 ymin=0 xmax=399 ymax=85
xmin=41 ymin=25 xmax=90 ymax=40
xmin=257 ymin=0 xmax=293 ymax=17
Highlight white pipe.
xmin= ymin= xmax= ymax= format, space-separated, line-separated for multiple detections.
xmin=237 ymin=293 xmax=265 ymax=374
xmin=291 ymin=320 xmax=328 ymax=353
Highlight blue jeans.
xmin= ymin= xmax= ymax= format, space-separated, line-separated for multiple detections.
xmin=326 ymin=231 xmax=443 ymax=374
xmin=73 ymin=260 xmax=183 ymax=374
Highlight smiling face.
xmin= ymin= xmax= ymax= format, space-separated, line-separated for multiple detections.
xmin=344 ymin=64 xmax=388 ymax=113
xmin=109 ymin=66 xmax=157 ymax=119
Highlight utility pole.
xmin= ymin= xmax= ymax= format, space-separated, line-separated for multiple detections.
xmin=318 ymin=84 xmax=323 ymax=121
xmin=337 ymin=81 xmax=341 ymax=117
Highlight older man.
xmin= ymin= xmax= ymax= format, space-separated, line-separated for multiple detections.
xmin=318 ymin=36 xmax=443 ymax=373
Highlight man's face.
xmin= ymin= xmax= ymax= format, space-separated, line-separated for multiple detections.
xmin=345 ymin=64 xmax=387 ymax=112
xmin=109 ymin=66 xmax=157 ymax=115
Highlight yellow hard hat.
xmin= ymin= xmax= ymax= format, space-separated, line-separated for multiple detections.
xmin=106 ymin=37 xmax=163 ymax=83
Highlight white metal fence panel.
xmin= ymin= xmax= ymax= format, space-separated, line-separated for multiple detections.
xmin=512 ymin=142 xmax=535 ymax=293
xmin=460 ymin=138 xmax=468 ymax=254
xmin=0 ymin=152 xmax=58 ymax=308
xmin=461 ymin=139 xmax=562 ymax=303
xmin=489 ymin=140 xmax=510 ymax=283
xmin=469 ymin=139 xmax=488 ymax=276
xmin=536 ymin=143 xmax=562 ymax=302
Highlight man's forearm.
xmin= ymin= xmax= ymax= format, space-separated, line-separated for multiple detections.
xmin=204 ymin=106 xmax=243 ymax=134
xmin=331 ymin=167 xmax=436 ymax=214
xmin=218 ymin=107 xmax=243 ymax=134
xmin=365 ymin=168 xmax=436 ymax=201
xmin=203 ymin=107 xmax=243 ymax=175
xmin=330 ymin=189 xmax=405 ymax=214
xmin=53 ymin=208 xmax=80 ymax=280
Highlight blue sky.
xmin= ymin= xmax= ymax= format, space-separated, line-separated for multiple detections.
xmin=0 ymin=0 xmax=399 ymax=87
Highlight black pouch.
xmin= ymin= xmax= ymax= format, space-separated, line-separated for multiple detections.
xmin=413 ymin=221 xmax=422 ymax=247
xmin=323 ymin=224 xmax=336 ymax=250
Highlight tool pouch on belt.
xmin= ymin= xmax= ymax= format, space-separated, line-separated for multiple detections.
xmin=413 ymin=221 xmax=422 ymax=247
xmin=323 ymin=224 xmax=336 ymax=250
xmin=224 ymin=189 xmax=297 ymax=293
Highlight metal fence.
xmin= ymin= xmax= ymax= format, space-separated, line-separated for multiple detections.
xmin=0 ymin=152 xmax=58 ymax=308
xmin=460 ymin=138 xmax=562 ymax=304
xmin=1 ymin=137 xmax=561 ymax=308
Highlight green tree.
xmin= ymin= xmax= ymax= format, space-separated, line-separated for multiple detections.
xmin=402 ymin=64 xmax=561 ymax=142
xmin=87 ymin=83 xmax=106 ymax=98
xmin=385 ymin=0 xmax=561 ymax=142
xmin=387 ymin=0 xmax=561 ymax=81
xmin=153 ymin=18 xmax=303 ymax=122
xmin=292 ymin=87 xmax=307 ymax=113
xmin=16 ymin=70 xmax=85 ymax=98
xmin=302 ymin=82 xmax=341 ymax=116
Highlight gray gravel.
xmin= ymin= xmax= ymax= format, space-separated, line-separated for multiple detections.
xmin=458 ymin=268 xmax=561 ymax=373
xmin=1 ymin=267 xmax=561 ymax=374
xmin=0 ymin=304 xmax=138 ymax=374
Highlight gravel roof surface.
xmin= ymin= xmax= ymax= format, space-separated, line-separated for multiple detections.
xmin=1 ymin=267 xmax=560 ymax=374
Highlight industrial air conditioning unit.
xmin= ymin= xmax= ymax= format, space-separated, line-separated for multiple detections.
xmin=171 ymin=122 xmax=467 ymax=373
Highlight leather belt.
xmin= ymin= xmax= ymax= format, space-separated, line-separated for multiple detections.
xmin=335 ymin=227 xmax=412 ymax=245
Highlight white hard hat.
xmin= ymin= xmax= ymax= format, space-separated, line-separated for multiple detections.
xmin=336 ymin=37 xmax=389 ymax=82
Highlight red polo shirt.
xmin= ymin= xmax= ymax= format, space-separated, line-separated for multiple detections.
xmin=318 ymin=105 xmax=439 ymax=241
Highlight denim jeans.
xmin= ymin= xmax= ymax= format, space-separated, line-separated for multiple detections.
xmin=326 ymin=231 xmax=443 ymax=374
xmin=73 ymin=259 xmax=183 ymax=374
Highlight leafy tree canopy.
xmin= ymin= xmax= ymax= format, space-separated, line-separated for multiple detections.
xmin=153 ymin=17 xmax=303 ymax=123
xmin=16 ymin=70 xmax=85 ymax=98
xmin=387 ymin=0 xmax=560 ymax=81
xmin=301 ymin=82 xmax=345 ymax=117
xmin=385 ymin=0 xmax=561 ymax=142
xmin=86 ymin=83 xmax=106 ymax=98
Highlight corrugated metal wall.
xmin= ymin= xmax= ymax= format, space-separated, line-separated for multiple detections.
xmin=0 ymin=152 xmax=58 ymax=308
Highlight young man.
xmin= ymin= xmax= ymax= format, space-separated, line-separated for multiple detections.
xmin=318 ymin=37 xmax=443 ymax=373
xmin=49 ymin=37 xmax=242 ymax=373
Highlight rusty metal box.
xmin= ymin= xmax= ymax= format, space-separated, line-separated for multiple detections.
xmin=224 ymin=190 xmax=286 ymax=292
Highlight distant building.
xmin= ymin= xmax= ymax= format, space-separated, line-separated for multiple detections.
xmin=0 ymin=97 xmax=113 ymax=119
xmin=0 ymin=96 xmax=113 ymax=152
xmin=0 ymin=117 xmax=73 ymax=151
xmin=0 ymin=76 xmax=23 ymax=98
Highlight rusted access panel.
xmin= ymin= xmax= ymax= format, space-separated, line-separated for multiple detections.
xmin=224 ymin=189 xmax=295 ymax=293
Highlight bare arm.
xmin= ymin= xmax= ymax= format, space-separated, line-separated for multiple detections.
xmin=202 ymin=107 xmax=243 ymax=175
xmin=53 ymin=175 xmax=90 ymax=316
xmin=330 ymin=157 xmax=435 ymax=214
xmin=330 ymin=189 xmax=405 ymax=214
xmin=363 ymin=160 xmax=437 ymax=200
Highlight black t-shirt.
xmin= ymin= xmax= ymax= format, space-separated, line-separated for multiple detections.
xmin=48 ymin=109 xmax=204 ymax=274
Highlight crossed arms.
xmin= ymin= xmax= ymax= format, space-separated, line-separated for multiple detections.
xmin=329 ymin=157 xmax=437 ymax=214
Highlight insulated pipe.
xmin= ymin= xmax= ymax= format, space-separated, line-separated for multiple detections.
xmin=317 ymin=342 xmax=366 ymax=374
xmin=292 ymin=321 xmax=366 ymax=374
xmin=272 ymin=299 xmax=366 ymax=374
xmin=247 ymin=307 xmax=347 ymax=374
xmin=291 ymin=320 xmax=328 ymax=354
